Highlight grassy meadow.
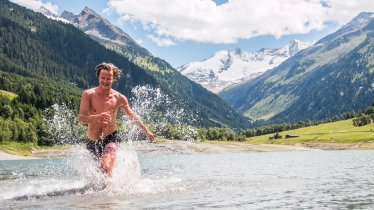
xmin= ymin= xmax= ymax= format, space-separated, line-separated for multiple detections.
xmin=246 ymin=119 xmax=374 ymax=144
xmin=0 ymin=90 xmax=17 ymax=100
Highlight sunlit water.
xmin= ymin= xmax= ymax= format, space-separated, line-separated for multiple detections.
xmin=1 ymin=149 xmax=374 ymax=209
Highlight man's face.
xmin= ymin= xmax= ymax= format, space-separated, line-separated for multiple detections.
xmin=98 ymin=70 xmax=114 ymax=90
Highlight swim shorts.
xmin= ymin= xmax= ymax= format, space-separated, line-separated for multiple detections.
xmin=86 ymin=131 xmax=122 ymax=158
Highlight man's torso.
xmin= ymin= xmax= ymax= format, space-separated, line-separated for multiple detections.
xmin=87 ymin=88 xmax=121 ymax=140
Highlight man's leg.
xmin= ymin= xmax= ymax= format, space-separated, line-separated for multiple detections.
xmin=101 ymin=142 xmax=119 ymax=177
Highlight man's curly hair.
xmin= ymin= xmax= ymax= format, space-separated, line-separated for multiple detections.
xmin=95 ymin=62 xmax=121 ymax=79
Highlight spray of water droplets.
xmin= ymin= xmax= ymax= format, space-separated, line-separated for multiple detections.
xmin=44 ymin=103 xmax=86 ymax=145
xmin=118 ymin=85 xmax=198 ymax=142
xmin=41 ymin=86 xmax=195 ymax=195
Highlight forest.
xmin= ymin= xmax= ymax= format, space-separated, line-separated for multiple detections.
xmin=1 ymin=64 xmax=373 ymax=145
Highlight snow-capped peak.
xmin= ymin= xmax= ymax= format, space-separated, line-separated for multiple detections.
xmin=82 ymin=6 xmax=97 ymax=15
xmin=37 ymin=6 xmax=69 ymax=23
xmin=37 ymin=6 xmax=57 ymax=18
xmin=275 ymin=39 xmax=313 ymax=57
xmin=178 ymin=39 xmax=313 ymax=93
xmin=60 ymin=11 xmax=75 ymax=22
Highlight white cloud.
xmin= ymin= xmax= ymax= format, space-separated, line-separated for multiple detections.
xmin=10 ymin=0 xmax=59 ymax=14
xmin=106 ymin=0 xmax=374 ymax=45
xmin=148 ymin=35 xmax=176 ymax=47
xmin=135 ymin=38 xmax=144 ymax=45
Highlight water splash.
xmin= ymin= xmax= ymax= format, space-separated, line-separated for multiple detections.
xmin=119 ymin=85 xmax=197 ymax=142
xmin=67 ymin=146 xmax=106 ymax=187
xmin=44 ymin=86 xmax=197 ymax=144
xmin=44 ymin=103 xmax=85 ymax=144
xmin=105 ymin=86 xmax=195 ymax=194
xmin=110 ymin=146 xmax=142 ymax=193
xmin=39 ymin=86 xmax=193 ymax=197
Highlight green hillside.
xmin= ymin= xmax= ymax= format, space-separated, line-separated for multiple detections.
xmin=247 ymin=119 xmax=374 ymax=144
xmin=0 ymin=89 xmax=17 ymax=100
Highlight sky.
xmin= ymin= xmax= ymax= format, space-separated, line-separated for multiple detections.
xmin=9 ymin=0 xmax=374 ymax=68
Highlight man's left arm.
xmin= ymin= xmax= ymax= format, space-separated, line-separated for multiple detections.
xmin=119 ymin=95 xmax=155 ymax=142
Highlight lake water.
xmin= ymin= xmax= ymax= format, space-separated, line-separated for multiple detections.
xmin=1 ymin=147 xmax=374 ymax=209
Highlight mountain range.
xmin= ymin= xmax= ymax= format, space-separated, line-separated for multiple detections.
xmin=57 ymin=7 xmax=175 ymax=73
xmin=3 ymin=0 xmax=373 ymax=128
xmin=220 ymin=12 xmax=374 ymax=124
xmin=177 ymin=40 xmax=312 ymax=93
xmin=60 ymin=7 xmax=151 ymax=58
xmin=0 ymin=0 xmax=250 ymax=128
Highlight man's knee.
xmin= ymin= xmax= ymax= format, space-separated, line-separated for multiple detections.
xmin=104 ymin=142 xmax=118 ymax=154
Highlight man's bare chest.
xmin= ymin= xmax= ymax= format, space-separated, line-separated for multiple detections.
xmin=90 ymin=94 xmax=118 ymax=113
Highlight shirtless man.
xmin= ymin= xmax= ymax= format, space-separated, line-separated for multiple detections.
xmin=78 ymin=62 xmax=154 ymax=177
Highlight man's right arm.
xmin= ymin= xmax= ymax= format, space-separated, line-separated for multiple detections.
xmin=78 ymin=90 xmax=93 ymax=124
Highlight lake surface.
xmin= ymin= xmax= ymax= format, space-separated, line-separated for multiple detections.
xmin=1 ymin=147 xmax=374 ymax=209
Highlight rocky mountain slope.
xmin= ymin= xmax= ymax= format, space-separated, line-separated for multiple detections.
xmin=219 ymin=12 xmax=374 ymax=124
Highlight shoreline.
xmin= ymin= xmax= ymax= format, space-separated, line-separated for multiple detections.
xmin=0 ymin=151 xmax=40 ymax=160
xmin=1 ymin=141 xmax=374 ymax=160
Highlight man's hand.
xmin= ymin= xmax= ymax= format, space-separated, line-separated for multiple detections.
xmin=98 ymin=111 xmax=111 ymax=124
xmin=146 ymin=131 xmax=155 ymax=143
